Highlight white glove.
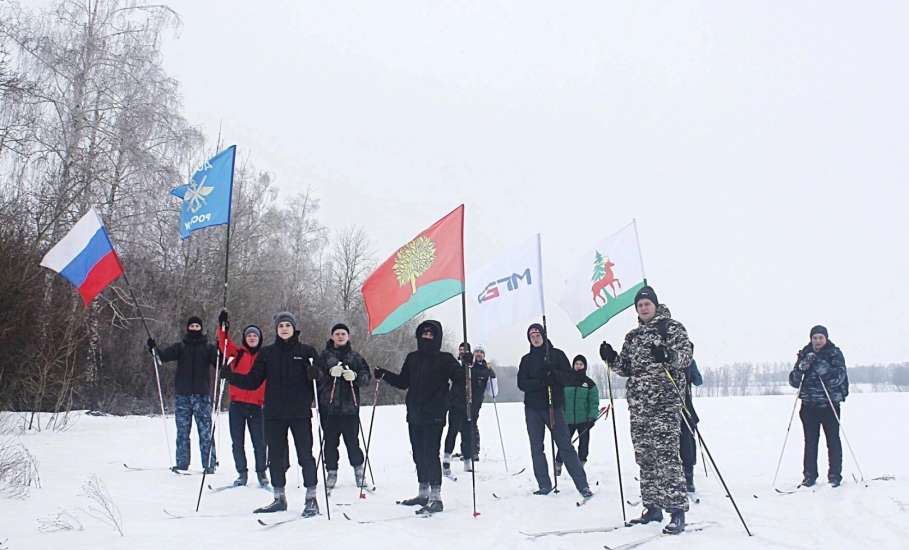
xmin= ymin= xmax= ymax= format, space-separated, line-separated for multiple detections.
xmin=329 ymin=364 xmax=345 ymax=377
xmin=342 ymin=368 xmax=356 ymax=382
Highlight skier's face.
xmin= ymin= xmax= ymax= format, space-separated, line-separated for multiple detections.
xmin=528 ymin=329 xmax=544 ymax=348
xmin=277 ymin=321 xmax=295 ymax=340
xmin=187 ymin=323 xmax=202 ymax=333
xmin=573 ymin=360 xmax=586 ymax=371
xmin=421 ymin=328 xmax=435 ymax=340
xmin=474 ymin=350 xmax=485 ymax=362
xmin=811 ymin=333 xmax=827 ymax=351
xmin=332 ymin=329 xmax=349 ymax=347
xmin=636 ymin=299 xmax=656 ymax=322
xmin=244 ymin=331 xmax=260 ymax=348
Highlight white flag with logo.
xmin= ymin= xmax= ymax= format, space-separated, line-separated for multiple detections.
xmin=467 ymin=234 xmax=545 ymax=341
xmin=559 ymin=221 xmax=646 ymax=338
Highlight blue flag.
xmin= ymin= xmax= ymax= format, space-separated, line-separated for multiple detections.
xmin=171 ymin=145 xmax=236 ymax=239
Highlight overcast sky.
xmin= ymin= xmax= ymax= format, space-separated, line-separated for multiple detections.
xmin=158 ymin=1 xmax=909 ymax=369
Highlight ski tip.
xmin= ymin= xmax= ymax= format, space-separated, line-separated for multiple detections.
xmin=472 ymin=512 xmax=481 ymax=518
xmin=257 ymin=519 xmax=267 ymax=526
xmin=343 ymin=513 xmax=352 ymax=521
xmin=492 ymin=493 xmax=500 ymax=499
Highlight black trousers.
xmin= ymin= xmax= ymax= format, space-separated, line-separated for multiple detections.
xmin=525 ymin=406 xmax=588 ymax=492
xmin=680 ymin=419 xmax=697 ymax=481
xmin=408 ymin=423 xmax=444 ymax=486
xmin=229 ymin=401 xmax=267 ymax=474
xmin=443 ymin=408 xmax=480 ymax=458
xmin=556 ymin=422 xmax=591 ymax=464
xmin=266 ymin=417 xmax=317 ymax=489
xmin=800 ymin=403 xmax=842 ymax=481
xmin=321 ymin=414 xmax=364 ymax=471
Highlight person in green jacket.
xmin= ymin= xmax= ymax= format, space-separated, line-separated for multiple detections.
xmin=555 ymin=354 xmax=600 ymax=476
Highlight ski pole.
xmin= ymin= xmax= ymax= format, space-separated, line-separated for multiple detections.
xmin=819 ymin=378 xmax=865 ymax=483
xmin=466 ymin=361 xmax=479 ymax=517
xmin=196 ymin=328 xmax=230 ymax=512
xmin=571 ymin=405 xmax=610 ymax=445
xmin=350 ymin=378 xmax=376 ymax=488
xmin=665 ymin=368 xmax=752 ymax=536
xmin=771 ymin=376 xmax=803 ymax=488
xmin=491 ymin=388 xmax=508 ymax=472
xmin=547 ymin=385 xmax=559 ymax=494
xmin=605 ymin=368 xmax=626 ymax=524
xmin=311 ymin=373 xmax=331 ymax=520
xmin=359 ymin=379 xmax=381 ymax=500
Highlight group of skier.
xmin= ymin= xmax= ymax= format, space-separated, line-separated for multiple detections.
xmin=144 ymin=283 xmax=850 ymax=535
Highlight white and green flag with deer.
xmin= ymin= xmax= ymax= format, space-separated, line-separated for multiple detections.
xmin=559 ymin=220 xmax=646 ymax=338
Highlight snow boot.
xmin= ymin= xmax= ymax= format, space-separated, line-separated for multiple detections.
xmin=463 ymin=458 xmax=473 ymax=473
xmin=204 ymin=465 xmax=216 ymax=475
xmin=829 ymin=475 xmax=842 ymax=488
xmin=354 ymin=464 xmax=366 ymax=488
xmin=254 ymin=488 xmax=287 ymax=513
xmin=801 ymin=476 xmax=817 ymax=487
xmin=257 ymin=471 xmax=270 ymax=488
xmin=416 ymin=500 xmax=443 ymax=515
xmin=233 ymin=472 xmax=248 ymax=487
xmin=326 ymin=470 xmax=338 ymax=490
xmin=533 ymin=487 xmax=553 ymax=496
xmin=554 ymin=461 xmax=563 ymax=477
xmin=685 ymin=473 xmax=696 ymax=493
xmin=662 ymin=510 xmax=686 ymax=535
xmin=442 ymin=452 xmax=452 ymax=477
xmin=399 ymin=483 xmax=430 ymax=506
xmin=302 ymin=497 xmax=319 ymax=518
xmin=170 ymin=465 xmax=188 ymax=474
xmin=627 ymin=505 xmax=663 ymax=525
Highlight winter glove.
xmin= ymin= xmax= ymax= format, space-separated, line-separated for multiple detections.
xmin=374 ymin=367 xmax=388 ymax=380
xmin=307 ymin=363 xmax=320 ymax=380
xmin=219 ymin=365 xmax=231 ymax=379
xmin=146 ymin=338 xmax=157 ymax=352
xmin=798 ymin=352 xmax=816 ymax=372
xmin=599 ymin=342 xmax=618 ymax=363
xmin=329 ymin=364 xmax=345 ymax=378
xmin=342 ymin=368 xmax=357 ymax=382
xmin=651 ymin=344 xmax=669 ymax=363
xmin=218 ymin=309 xmax=229 ymax=329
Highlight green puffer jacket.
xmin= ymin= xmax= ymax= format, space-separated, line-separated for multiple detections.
xmin=563 ymin=378 xmax=600 ymax=425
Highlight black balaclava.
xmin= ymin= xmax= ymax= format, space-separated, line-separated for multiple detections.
xmin=416 ymin=320 xmax=443 ymax=353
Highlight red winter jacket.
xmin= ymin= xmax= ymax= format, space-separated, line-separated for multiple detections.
xmin=217 ymin=327 xmax=265 ymax=407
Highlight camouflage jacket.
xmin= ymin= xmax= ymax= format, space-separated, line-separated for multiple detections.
xmin=607 ymin=304 xmax=693 ymax=407
xmin=789 ymin=341 xmax=848 ymax=407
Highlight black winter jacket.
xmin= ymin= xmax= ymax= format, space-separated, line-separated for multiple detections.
xmin=317 ymin=341 xmax=372 ymax=416
xmin=381 ymin=321 xmax=463 ymax=426
xmin=229 ymin=332 xmax=324 ymax=420
xmin=449 ymin=359 xmax=492 ymax=417
xmin=518 ymin=341 xmax=583 ymax=409
xmin=157 ymin=332 xmax=217 ymax=396
xmin=789 ymin=341 xmax=848 ymax=407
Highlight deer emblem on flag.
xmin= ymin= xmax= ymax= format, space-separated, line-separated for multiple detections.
xmin=591 ymin=251 xmax=621 ymax=307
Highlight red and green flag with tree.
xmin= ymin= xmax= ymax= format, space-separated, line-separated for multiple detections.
xmin=362 ymin=205 xmax=465 ymax=335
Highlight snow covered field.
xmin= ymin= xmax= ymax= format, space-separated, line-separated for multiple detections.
xmin=2 ymin=393 xmax=907 ymax=550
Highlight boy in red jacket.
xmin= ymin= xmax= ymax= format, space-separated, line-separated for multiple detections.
xmin=217 ymin=310 xmax=268 ymax=488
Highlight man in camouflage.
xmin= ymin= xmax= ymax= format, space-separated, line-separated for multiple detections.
xmin=600 ymin=285 xmax=693 ymax=535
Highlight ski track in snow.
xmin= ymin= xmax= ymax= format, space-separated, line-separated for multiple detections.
xmin=1 ymin=393 xmax=907 ymax=549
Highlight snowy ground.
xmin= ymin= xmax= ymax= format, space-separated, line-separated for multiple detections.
xmin=2 ymin=393 xmax=907 ymax=550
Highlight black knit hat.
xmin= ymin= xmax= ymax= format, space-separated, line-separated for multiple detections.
xmin=810 ymin=325 xmax=828 ymax=338
xmin=186 ymin=315 xmax=203 ymax=329
xmin=527 ymin=323 xmax=546 ymax=342
xmin=572 ymin=354 xmax=588 ymax=370
xmin=273 ymin=311 xmax=297 ymax=330
xmin=634 ymin=285 xmax=659 ymax=307
xmin=331 ymin=323 xmax=350 ymax=335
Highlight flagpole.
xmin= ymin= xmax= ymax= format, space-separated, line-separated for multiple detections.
xmin=632 ymin=218 xmax=647 ymax=284
xmin=120 ymin=271 xmax=172 ymax=466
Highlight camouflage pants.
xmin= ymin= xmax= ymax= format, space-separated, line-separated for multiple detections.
xmin=628 ymin=399 xmax=688 ymax=512
xmin=174 ymin=394 xmax=216 ymax=469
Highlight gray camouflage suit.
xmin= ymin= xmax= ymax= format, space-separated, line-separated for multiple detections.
xmin=607 ymin=304 xmax=693 ymax=513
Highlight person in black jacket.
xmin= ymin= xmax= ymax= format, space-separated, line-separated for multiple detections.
xmin=228 ymin=311 xmax=324 ymax=517
xmin=789 ymin=325 xmax=848 ymax=487
xmin=443 ymin=343 xmax=491 ymax=475
xmin=518 ymin=323 xmax=592 ymax=500
xmin=148 ymin=315 xmax=218 ymax=474
xmin=375 ymin=320 xmax=462 ymax=515
xmin=680 ymin=357 xmax=703 ymax=492
xmin=317 ymin=323 xmax=371 ymax=489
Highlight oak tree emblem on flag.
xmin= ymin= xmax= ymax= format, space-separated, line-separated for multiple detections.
xmin=394 ymin=235 xmax=436 ymax=294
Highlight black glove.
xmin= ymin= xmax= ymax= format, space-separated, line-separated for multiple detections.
xmin=374 ymin=367 xmax=387 ymax=380
xmin=599 ymin=342 xmax=617 ymax=363
xmin=651 ymin=344 xmax=669 ymax=363
xmin=218 ymin=309 xmax=229 ymax=329
xmin=307 ymin=363 xmax=320 ymax=380
xmin=146 ymin=338 xmax=157 ymax=352
xmin=219 ymin=365 xmax=230 ymax=379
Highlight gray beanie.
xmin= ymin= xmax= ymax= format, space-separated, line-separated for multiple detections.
xmin=273 ymin=311 xmax=297 ymax=330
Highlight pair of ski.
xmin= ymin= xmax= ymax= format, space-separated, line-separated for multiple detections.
xmin=521 ymin=520 xmax=716 ymax=543
xmin=208 ymin=483 xmax=271 ymax=493
xmin=123 ymin=463 xmax=190 ymax=476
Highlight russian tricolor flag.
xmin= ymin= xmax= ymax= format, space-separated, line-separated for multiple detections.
xmin=40 ymin=209 xmax=124 ymax=305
